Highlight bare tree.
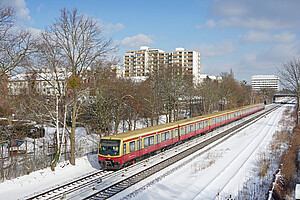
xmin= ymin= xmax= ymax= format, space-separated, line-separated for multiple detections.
xmin=0 ymin=4 xmax=34 ymax=125
xmin=0 ymin=5 xmax=33 ymax=78
xmin=39 ymin=8 xmax=116 ymax=165
xmin=198 ymin=77 xmax=220 ymax=114
xmin=0 ymin=5 xmax=14 ymax=41
xmin=278 ymin=57 xmax=300 ymax=124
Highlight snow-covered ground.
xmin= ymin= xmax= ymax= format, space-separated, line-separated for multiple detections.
xmin=0 ymin=154 xmax=100 ymax=199
xmin=0 ymin=103 xmax=294 ymax=200
xmin=112 ymin=104 xmax=293 ymax=200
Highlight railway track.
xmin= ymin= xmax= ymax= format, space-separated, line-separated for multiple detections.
xmin=192 ymin=105 xmax=282 ymax=199
xmin=25 ymin=170 xmax=113 ymax=200
xmin=25 ymin=105 xmax=279 ymax=200
xmin=84 ymin=105 xmax=280 ymax=200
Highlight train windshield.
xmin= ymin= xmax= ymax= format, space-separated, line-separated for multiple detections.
xmin=99 ymin=139 xmax=120 ymax=156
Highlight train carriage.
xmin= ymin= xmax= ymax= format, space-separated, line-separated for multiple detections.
xmin=177 ymin=116 xmax=209 ymax=141
xmin=98 ymin=103 xmax=265 ymax=170
xmin=98 ymin=122 xmax=179 ymax=169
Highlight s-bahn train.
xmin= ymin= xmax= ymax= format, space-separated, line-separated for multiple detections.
xmin=98 ymin=103 xmax=265 ymax=170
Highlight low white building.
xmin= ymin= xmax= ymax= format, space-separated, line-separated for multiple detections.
xmin=198 ymin=74 xmax=222 ymax=84
xmin=251 ymin=75 xmax=279 ymax=91
xmin=8 ymin=69 xmax=69 ymax=96
xmin=111 ymin=65 xmax=125 ymax=78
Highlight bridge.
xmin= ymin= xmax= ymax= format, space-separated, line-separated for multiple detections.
xmin=273 ymin=93 xmax=297 ymax=103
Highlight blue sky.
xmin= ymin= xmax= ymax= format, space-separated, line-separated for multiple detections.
xmin=3 ymin=0 xmax=300 ymax=83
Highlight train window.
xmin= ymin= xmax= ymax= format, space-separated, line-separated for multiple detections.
xmin=188 ymin=125 xmax=193 ymax=133
xmin=171 ymin=130 xmax=174 ymax=139
xmin=175 ymin=129 xmax=178 ymax=137
xmin=99 ymin=139 xmax=121 ymax=156
xmin=130 ymin=141 xmax=135 ymax=152
xmin=144 ymin=137 xmax=149 ymax=147
xmin=185 ymin=126 xmax=187 ymax=134
xmin=150 ymin=136 xmax=154 ymax=145
xmin=166 ymin=131 xmax=169 ymax=140
xmin=161 ymin=132 xmax=166 ymax=141
xmin=137 ymin=139 xmax=140 ymax=150
xmin=205 ymin=121 xmax=209 ymax=127
xmin=181 ymin=127 xmax=184 ymax=135
xmin=123 ymin=143 xmax=126 ymax=155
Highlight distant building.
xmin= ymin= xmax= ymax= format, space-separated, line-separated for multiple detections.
xmin=111 ymin=65 xmax=124 ymax=78
xmin=7 ymin=68 xmax=69 ymax=96
xmin=124 ymin=46 xmax=201 ymax=84
xmin=199 ymin=74 xmax=222 ymax=84
xmin=251 ymin=75 xmax=279 ymax=91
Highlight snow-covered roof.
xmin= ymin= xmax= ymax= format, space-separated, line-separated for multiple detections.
xmin=8 ymin=72 xmax=71 ymax=82
xmin=296 ymin=184 xmax=300 ymax=199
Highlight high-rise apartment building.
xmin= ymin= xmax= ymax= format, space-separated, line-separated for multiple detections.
xmin=124 ymin=46 xmax=201 ymax=83
xmin=251 ymin=75 xmax=280 ymax=91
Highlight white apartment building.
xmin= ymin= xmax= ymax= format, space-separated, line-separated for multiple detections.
xmin=251 ymin=75 xmax=280 ymax=91
xmin=124 ymin=46 xmax=201 ymax=84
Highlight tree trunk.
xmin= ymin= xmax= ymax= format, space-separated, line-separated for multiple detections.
xmin=151 ymin=105 xmax=154 ymax=127
xmin=70 ymin=99 xmax=77 ymax=165
xmin=297 ymin=95 xmax=299 ymax=124
xmin=134 ymin=111 xmax=137 ymax=130
xmin=51 ymin=96 xmax=61 ymax=171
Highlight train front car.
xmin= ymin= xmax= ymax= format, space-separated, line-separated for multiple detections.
xmin=98 ymin=137 xmax=123 ymax=170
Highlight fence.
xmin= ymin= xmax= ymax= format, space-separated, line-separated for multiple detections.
xmin=0 ymin=134 xmax=99 ymax=182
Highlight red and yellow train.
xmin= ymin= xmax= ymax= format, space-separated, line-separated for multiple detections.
xmin=98 ymin=103 xmax=265 ymax=170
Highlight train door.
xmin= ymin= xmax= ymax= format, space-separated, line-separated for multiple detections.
xmin=137 ymin=137 xmax=142 ymax=156
xmin=180 ymin=127 xmax=184 ymax=140
xmin=156 ymin=133 xmax=160 ymax=149
xmin=175 ymin=127 xmax=179 ymax=142
xmin=123 ymin=143 xmax=126 ymax=162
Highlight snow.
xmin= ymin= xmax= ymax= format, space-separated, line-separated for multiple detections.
xmin=295 ymin=184 xmax=300 ymax=199
xmin=0 ymin=104 xmax=295 ymax=200
xmin=0 ymin=154 xmax=100 ymax=200
xmin=112 ymin=104 xmax=294 ymax=200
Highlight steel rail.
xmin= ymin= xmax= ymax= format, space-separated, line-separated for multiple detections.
xmin=84 ymin=105 xmax=280 ymax=200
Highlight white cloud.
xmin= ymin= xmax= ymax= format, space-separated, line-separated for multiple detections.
xmin=27 ymin=27 xmax=42 ymax=36
xmin=121 ymin=34 xmax=154 ymax=49
xmin=37 ymin=4 xmax=45 ymax=13
xmin=198 ymin=18 xmax=291 ymax=31
xmin=239 ymin=31 xmax=296 ymax=43
xmin=196 ymin=19 xmax=215 ymax=29
xmin=218 ymin=18 xmax=287 ymax=30
xmin=200 ymin=40 xmax=300 ymax=81
xmin=1 ymin=0 xmax=31 ymax=22
xmin=105 ymin=23 xmax=124 ymax=34
xmin=237 ymin=41 xmax=300 ymax=77
xmin=196 ymin=40 xmax=234 ymax=59
xmin=201 ymin=0 xmax=300 ymax=30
